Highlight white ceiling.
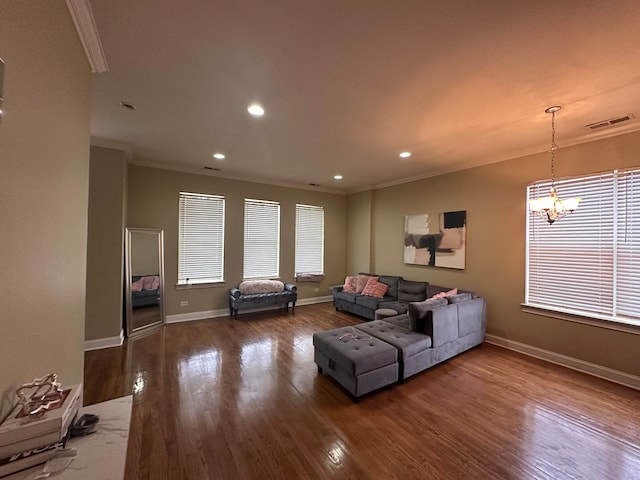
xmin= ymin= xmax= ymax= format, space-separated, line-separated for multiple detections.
xmin=87 ymin=0 xmax=640 ymax=193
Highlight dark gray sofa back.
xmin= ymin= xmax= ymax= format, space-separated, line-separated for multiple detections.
xmin=398 ymin=279 xmax=428 ymax=302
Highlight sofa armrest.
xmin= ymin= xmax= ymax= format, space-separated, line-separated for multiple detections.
xmin=425 ymin=303 xmax=459 ymax=347
xmin=230 ymin=288 xmax=241 ymax=298
xmin=284 ymin=283 xmax=297 ymax=293
xmin=331 ymin=285 xmax=344 ymax=295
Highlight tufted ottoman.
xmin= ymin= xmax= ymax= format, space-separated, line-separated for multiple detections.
xmin=354 ymin=320 xmax=433 ymax=381
xmin=313 ymin=326 xmax=399 ymax=400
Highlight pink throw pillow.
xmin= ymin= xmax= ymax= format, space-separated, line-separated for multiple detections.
xmin=142 ymin=275 xmax=159 ymax=291
xmin=342 ymin=276 xmax=358 ymax=293
xmin=362 ymin=278 xmax=388 ymax=298
xmin=131 ymin=277 xmax=144 ymax=292
xmin=356 ymin=275 xmax=377 ymax=294
xmin=428 ymin=288 xmax=458 ymax=301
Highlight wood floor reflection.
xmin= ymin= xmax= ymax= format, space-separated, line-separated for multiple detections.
xmin=84 ymin=303 xmax=640 ymax=480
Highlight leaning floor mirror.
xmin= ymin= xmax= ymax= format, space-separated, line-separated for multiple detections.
xmin=125 ymin=228 xmax=165 ymax=337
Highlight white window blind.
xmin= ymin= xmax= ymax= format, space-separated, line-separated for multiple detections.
xmin=295 ymin=204 xmax=324 ymax=275
xmin=526 ymin=168 xmax=640 ymax=324
xmin=243 ymin=199 xmax=280 ymax=279
xmin=178 ymin=192 xmax=225 ymax=284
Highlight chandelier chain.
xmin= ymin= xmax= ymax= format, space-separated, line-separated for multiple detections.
xmin=550 ymin=109 xmax=557 ymax=187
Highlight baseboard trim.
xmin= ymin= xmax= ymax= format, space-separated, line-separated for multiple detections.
xmin=166 ymin=309 xmax=226 ymax=323
xmin=297 ymin=295 xmax=332 ymax=306
xmin=166 ymin=296 xmax=332 ymax=323
xmin=84 ymin=330 xmax=124 ymax=351
xmin=485 ymin=334 xmax=640 ymax=391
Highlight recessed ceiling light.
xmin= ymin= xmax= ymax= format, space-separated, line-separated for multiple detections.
xmin=119 ymin=101 xmax=136 ymax=110
xmin=213 ymin=153 xmax=225 ymax=159
xmin=399 ymin=152 xmax=411 ymax=158
xmin=334 ymin=175 xmax=343 ymax=180
xmin=247 ymin=103 xmax=265 ymax=117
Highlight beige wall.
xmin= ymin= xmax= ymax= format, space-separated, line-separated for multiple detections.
xmin=364 ymin=130 xmax=640 ymax=377
xmin=346 ymin=190 xmax=373 ymax=274
xmin=0 ymin=1 xmax=90 ymax=413
xmin=127 ymin=165 xmax=347 ymax=316
xmin=86 ymin=146 xmax=127 ymax=341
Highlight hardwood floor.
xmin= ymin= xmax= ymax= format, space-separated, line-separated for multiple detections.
xmin=84 ymin=303 xmax=640 ymax=480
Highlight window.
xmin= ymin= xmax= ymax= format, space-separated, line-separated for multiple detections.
xmin=178 ymin=192 xmax=225 ymax=285
xmin=295 ymin=204 xmax=324 ymax=276
xmin=525 ymin=167 xmax=640 ymax=325
xmin=243 ymin=199 xmax=280 ymax=279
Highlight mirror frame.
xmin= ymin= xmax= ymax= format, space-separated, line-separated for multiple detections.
xmin=125 ymin=227 xmax=165 ymax=337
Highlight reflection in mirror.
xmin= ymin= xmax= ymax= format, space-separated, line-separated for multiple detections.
xmin=125 ymin=228 xmax=165 ymax=336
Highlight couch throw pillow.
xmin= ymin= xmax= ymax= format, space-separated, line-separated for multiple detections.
xmin=361 ymin=278 xmax=388 ymax=298
xmin=429 ymin=287 xmax=458 ymax=300
xmin=131 ymin=277 xmax=144 ymax=292
xmin=342 ymin=276 xmax=358 ymax=293
xmin=355 ymin=274 xmax=377 ymax=294
xmin=447 ymin=292 xmax=472 ymax=304
xmin=239 ymin=280 xmax=285 ymax=295
xmin=142 ymin=275 xmax=159 ymax=291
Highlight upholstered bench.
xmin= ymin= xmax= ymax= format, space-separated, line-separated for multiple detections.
xmin=313 ymin=326 xmax=398 ymax=400
xmin=229 ymin=279 xmax=297 ymax=318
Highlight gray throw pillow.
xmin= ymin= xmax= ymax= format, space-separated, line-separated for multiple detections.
xmin=446 ymin=293 xmax=472 ymax=304
xmin=398 ymin=279 xmax=428 ymax=302
xmin=378 ymin=275 xmax=401 ymax=298
xmin=408 ymin=297 xmax=448 ymax=332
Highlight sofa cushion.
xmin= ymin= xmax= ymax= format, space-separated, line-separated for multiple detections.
xmin=378 ymin=301 xmax=409 ymax=314
xmin=398 ymin=279 xmax=428 ymax=302
xmin=378 ymin=275 xmax=402 ymax=298
xmin=131 ymin=277 xmax=144 ymax=292
xmin=342 ymin=276 xmax=358 ymax=293
xmin=356 ymin=274 xmax=377 ymax=294
xmin=408 ymin=297 xmax=448 ymax=319
xmin=334 ymin=291 xmax=358 ymax=304
xmin=382 ymin=314 xmax=411 ymax=330
xmin=458 ymin=297 xmax=485 ymax=336
xmin=447 ymin=292 xmax=472 ymax=304
xmin=355 ymin=294 xmax=386 ymax=310
xmin=362 ymin=278 xmax=388 ymax=298
xmin=408 ymin=297 xmax=448 ymax=332
xmin=239 ymin=279 xmax=284 ymax=295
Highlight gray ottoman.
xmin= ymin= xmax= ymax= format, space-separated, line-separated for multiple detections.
xmin=313 ymin=326 xmax=399 ymax=400
xmin=375 ymin=308 xmax=398 ymax=320
xmin=355 ymin=320 xmax=433 ymax=381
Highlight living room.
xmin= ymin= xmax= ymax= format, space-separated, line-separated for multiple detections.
xmin=2 ymin=1 xmax=640 ymax=479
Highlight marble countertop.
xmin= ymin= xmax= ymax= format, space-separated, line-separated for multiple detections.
xmin=5 ymin=395 xmax=132 ymax=480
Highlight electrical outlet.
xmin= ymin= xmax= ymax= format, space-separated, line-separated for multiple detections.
xmin=180 ymin=301 xmax=188 ymax=307
xmin=313 ymin=288 xmax=319 ymax=292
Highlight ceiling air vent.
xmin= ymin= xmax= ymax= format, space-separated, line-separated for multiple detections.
xmin=204 ymin=166 xmax=221 ymax=171
xmin=585 ymin=113 xmax=635 ymax=130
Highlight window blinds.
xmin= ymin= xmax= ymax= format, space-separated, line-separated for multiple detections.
xmin=178 ymin=192 xmax=225 ymax=284
xmin=295 ymin=204 xmax=324 ymax=275
xmin=526 ymin=168 xmax=640 ymax=324
xmin=243 ymin=199 xmax=280 ymax=279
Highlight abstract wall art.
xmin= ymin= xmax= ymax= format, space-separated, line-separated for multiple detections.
xmin=403 ymin=210 xmax=466 ymax=269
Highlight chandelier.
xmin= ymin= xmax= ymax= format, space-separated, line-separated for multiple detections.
xmin=529 ymin=106 xmax=581 ymax=224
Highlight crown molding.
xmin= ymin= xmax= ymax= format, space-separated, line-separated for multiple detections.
xmin=66 ymin=0 xmax=109 ymax=73
xmin=129 ymin=158 xmax=347 ymax=195
xmin=90 ymin=137 xmax=133 ymax=160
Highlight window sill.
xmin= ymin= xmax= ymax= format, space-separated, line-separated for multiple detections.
xmin=520 ymin=303 xmax=640 ymax=336
xmin=175 ymin=281 xmax=226 ymax=290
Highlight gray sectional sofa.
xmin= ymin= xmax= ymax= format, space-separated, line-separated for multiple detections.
xmin=332 ymin=274 xmax=429 ymax=320
xmin=314 ymin=288 xmax=486 ymax=399
xmin=332 ymin=273 xmax=474 ymax=320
